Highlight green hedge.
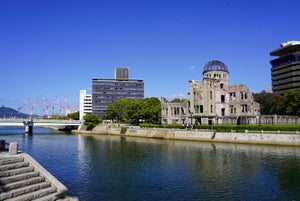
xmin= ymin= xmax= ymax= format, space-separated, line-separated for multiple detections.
xmin=194 ymin=125 xmax=214 ymax=130
xmin=140 ymin=123 xmax=300 ymax=132
xmin=140 ymin=123 xmax=186 ymax=129
xmin=215 ymin=124 xmax=300 ymax=132
xmin=140 ymin=123 xmax=164 ymax=128
xmin=165 ymin=124 xmax=185 ymax=129
xmin=140 ymin=123 xmax=212 ymax=129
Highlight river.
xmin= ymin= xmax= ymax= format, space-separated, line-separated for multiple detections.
xmin=1 ymin=127 xmax=300 ymax=201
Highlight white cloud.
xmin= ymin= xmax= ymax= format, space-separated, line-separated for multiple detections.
xmin=190 ymin=65 xmax=200 ymax=70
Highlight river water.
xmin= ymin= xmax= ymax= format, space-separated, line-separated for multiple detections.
xmin=1 ymin=127 xmax=300 ymax=201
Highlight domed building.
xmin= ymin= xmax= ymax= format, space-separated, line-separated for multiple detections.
xmin=161 ymin=60 xmax=260 ymax=125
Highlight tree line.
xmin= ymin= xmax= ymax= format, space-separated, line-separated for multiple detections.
xmin=253 ymin=89 xmax=300 ymax=116
xmin=103 ymin=97 xmax=161 ymax=125
xmin=82 ymin=89 xmax=300 ymax=130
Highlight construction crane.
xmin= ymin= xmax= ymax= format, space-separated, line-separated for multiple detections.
xmin=56 ymin=97 xmax=64 ymax=116
xmin=64 ymin=96 xmax=72 ymax=116
xmin=29 ymin=99 xmax=38 ymax=120
xmin=42 ymin=95 xmax=50 ymax=118
xmin=18 ymin=99 xmax=30 ymax=117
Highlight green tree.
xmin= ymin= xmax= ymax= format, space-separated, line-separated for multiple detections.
xmin=104 ymin=98 xmax=128 ymax=121
xmin=67 ymin=111 xmax=79 ymax=120
xmin=253 ymin=91 xmax=285 ymax=115
xmin=83 ymin=113 xmax=99 ymax=130
xmin=104 ymin=97 xmax=162 ymax=125
xmin=141 ymin=97 xmax=161 ymax=123
xmin=50 ymin=114 xmax=63 ymax=119
xmin=170 ymin=98 xmax=188 ymax=103
xmin=125 ymin=99 xmax=143 ymax=125
xmin=285 ymin=89 xmax=300 ymax=116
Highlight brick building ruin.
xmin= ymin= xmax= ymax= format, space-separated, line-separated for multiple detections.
xmin=161 ymin=60 xmax=261 ymax=125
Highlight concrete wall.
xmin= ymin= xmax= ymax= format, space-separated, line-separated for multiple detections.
xmin=72 ymin=125 xmax=300 ymax=146
xmin=214 ymin=132 xmax=300 ymax=146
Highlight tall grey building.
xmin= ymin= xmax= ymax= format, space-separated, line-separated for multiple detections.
xmin=270 ymin=41 xmax=300 ymax=94
xmin=92 ymin=68 xmax=144 ymax=118
xmin=115 ymin=67 xmax=129 ymax=80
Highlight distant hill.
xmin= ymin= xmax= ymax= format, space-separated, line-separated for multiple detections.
xmin=0 ymin=106 xmax=29 ymax=118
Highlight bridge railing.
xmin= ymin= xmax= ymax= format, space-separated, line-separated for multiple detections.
xmin=0 ymin=118 xmax=82 ymax=124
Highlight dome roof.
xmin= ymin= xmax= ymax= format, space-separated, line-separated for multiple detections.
xmin=203 ymin=60 xmax=229 ymax=74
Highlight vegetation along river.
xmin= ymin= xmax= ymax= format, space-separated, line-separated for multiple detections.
xmin=1 ymin=127 xmax=300 ymax=201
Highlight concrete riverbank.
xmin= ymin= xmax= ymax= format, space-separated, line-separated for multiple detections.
xmin=0 ymin=142 xmax=78 ymax=200
xmin=72 ymin=124 xmax=300 ymax=146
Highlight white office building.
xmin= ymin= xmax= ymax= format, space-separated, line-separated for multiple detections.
xmin=79 ymin=90 xmax=92 ymax=120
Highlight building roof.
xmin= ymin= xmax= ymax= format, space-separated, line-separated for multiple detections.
xmin=270 ymin=41 xmax=300 ymax=56
xmin=203 ymin=60 xmax=229 ymax=74
xmin=92 ymin=78 xmax=143 ymax=82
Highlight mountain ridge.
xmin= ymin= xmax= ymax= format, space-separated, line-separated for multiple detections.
xmin=0 ymin=106 xmax=29 ymax=118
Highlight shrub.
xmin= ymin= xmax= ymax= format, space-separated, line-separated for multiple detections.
xmin=214 ymin=124 xmax=300 ymax=132
xmin=121 ymin=127 xmax=127 ymax=134
xmin=165 ymin=124 xmax=185 ymax=129
xmin=140 ymin=123 xmax=163 ymax=128
xmin=83 ymin=113 xmax=99 ymax=130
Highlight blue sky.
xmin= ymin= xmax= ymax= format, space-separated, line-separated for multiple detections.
xmin=0 ymin=0 xmax=299 ymax=116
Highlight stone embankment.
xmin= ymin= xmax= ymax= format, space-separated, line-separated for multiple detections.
xmin=72 ymin=124 xmax=300 ymax=146
xmin=0 ymin=143 xmax=78 ymax=201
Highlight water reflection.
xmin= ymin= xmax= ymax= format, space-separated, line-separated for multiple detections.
xmin=1 ymin=129 xmax=300 ymax=201
xmin=75 ymin=135 xmax=300 ymax=201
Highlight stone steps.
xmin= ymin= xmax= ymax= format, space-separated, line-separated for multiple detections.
xmin=1 ymin=177 xmax=47 ymax=193
xmin=0 ymin=157 xmax=24 ymax=165
xmin=5 ymin=186 xmax=58 ymax=201
xmin=0 ymin=181 xmax=53 ymax=200
xmin=0 ymin=155 xmax=72 ymax=201
xmin=0 ymin=161 xmax=29 ymax=172
xmin=0 ymin=166 xmax=34 ymax=177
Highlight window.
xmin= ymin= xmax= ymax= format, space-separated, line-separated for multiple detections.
xmin=174 ymin=107 xmax=180 ymax=116
xmin=211 ymin=105 xmax=213 ymax=113
xmin=221 ymin=108 xmax=225 ymax=116
xmin=220 ymin=83 xmax=224 ymax=89
xmin=210 ymin=91 xmax=213 ymax=99
xmin=241 ymin=91 xmax=248 ymax=99
xmin=241 ymin=104 xmax=248 ymax=113
xmin=230 ymin=105 xmax=236 ymax=114
xmin=195 ymin=105 xmax=203 ymax=113
xmin=221 ymin=95 xmax=225 ymax=103
xmin=230 ymin=92 xmax=236 ymax=100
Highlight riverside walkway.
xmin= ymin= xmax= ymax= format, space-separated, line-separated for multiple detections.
xmin=0 ymin=142 xmax=78 ymax=200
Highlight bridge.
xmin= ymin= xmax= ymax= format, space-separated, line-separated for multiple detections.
xmin=0 ymin=118 xmax=82 ymax=133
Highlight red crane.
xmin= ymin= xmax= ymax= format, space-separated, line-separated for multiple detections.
xmin=42 ymin=95 xmax=50 ymax=118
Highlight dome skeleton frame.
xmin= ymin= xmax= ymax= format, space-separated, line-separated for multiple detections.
xmin=203 ymin=60 xmax=229 ymax=74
